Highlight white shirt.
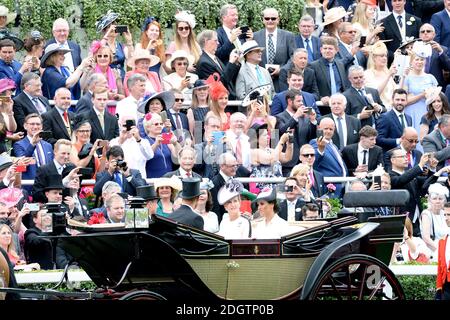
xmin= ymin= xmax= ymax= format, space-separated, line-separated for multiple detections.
xmin=393 ymin=12 xmax=406 ymax=42
xmin=332 ymin=113 xmax=348 ymax=147
xmin=53 ymin=159 xmax=65 ymax=175
xmin=252 ymin=214 xmax=290 ymax=239
xmin=286 ymin=200 xmax=297 ymax=222
xmin=225 ymin=130 xmax=251 ymax=169
xmin=265 ymin=29 xmax=278 ymax=61
xmin=357 ymin=143 xmax=370 ymax=166
xmin=57 ymin=40 xmax=75 ymax=73
xmin=223 ymin=25 xmax=234 ymax=43
xmin=199 ymin=211 xmax=219 ymax=233
xmin=162 ymin=72 xmax=198 ymax=100
xmin=109 ymin=137 xmax=153 ymax=179
xmin=115 ymin=96 xmax=140 ymax=122
xmin=27 ymin=136 xmax=47 ymax=166
xmin=217 ymin=214 xmax=250 ymax=239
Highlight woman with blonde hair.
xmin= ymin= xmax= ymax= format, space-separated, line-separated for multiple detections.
xmin=364 ymin=41 xmax=398 ymax=107
xmin=290 ymin=163 xmax=316 ymax=203
xmin=351 ymin=1 xmax=384 ymax=44
xmin=136 ymin=17 xmax=166 ymax=75
xmin=0 ymin=224 xmax=22 ymax=266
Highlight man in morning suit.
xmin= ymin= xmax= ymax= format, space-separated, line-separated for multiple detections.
xmin=294 ymin=15 xmax=321 ymax=63
xmin=13 ymin=72 xmax=50 ymax=133
xmin=253 ymin=8 xmax=296 ymax=92
xmin=343 ymin=65 xmax=385 ymax=128
xmin=275 ymin=89 xmax=317 ymax=176
xmin=342 ymin=125 xmax=384 ymax=176
xmin=75 ymin=73 xmax=107 ymax=115
xmin=169 ymin=177 xmax=204 ymax=229
xmin=309 ymin=36 xmax=350 ymax=106
xmin=278 ymin=177 xmax=305 ymax=221
xmin=94 ymin=146 xmax=146 ymax=197
xmin=299 ymin=144 xmax=326 ymax=198
xmin=45 ymin=18 xmax=82 ymax=73
xmin=378 ymin=0 xmax=421 ymax=60
xmin=41 ymin=87 xmax=74 ymax=145
xmin=376 ymin=88 xmax=412 ymax=152
xmin=423 ymin=114 xmax=450 ymax=170
xmin=76 ymin=87 xmax=119 ymax=144
xmin=431 ymin=0 xmax=450 ymax=50
xmin=13 ymin=114 xmax=53 ymax=181
xmin=323 ymin=93 xmax=361 ymax=151
xmin=196 ymin=29 xmax=240 ymax=100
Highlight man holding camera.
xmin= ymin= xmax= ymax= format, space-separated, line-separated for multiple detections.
xmin=94 ymin=145 xmax=147 ymax=197
xmin=278 ymin=177 xmax=305 ymax=222
xmin=109 ymin=114 xmax=153 ymax=179
xmin=343 ymin=66 xmax=385 ymax=128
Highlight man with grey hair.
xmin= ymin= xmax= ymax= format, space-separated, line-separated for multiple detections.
xmin=89 ymin=181 xmax=122 ymax=219
xmin=253 ymin=7 xmax=296 ymax=92
xmin=294 ymin=15 xmax=321 ymax=63
xmin=336 ymin=22 xmax=368 ymax=71
xmin=42 ymin=87 xmax=74 ymax=145
xmin=45 ymin=18 xmax=82 ymax=73
xmin=13 ymin=72 xmax=50 ymax=132
xmin=75 ymin=73 xmax=107 ymax=115
xmin=423 ymin=114 xmax=450 ymax=170
xmin=115 ymin=73 xmax=146 ymax=121
xmin=226 ymin=112 xmax=251 ymax=169
xmin=343 ymin=65 xmax=384 ymax=128
xmin=196 ymin=29 xmax=240 ymax=100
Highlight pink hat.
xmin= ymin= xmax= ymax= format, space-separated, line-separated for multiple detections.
xmin=0 ymin=187 xmax=23 ymax=208
xmin=0 ymin=78 xmax=15 ymax=94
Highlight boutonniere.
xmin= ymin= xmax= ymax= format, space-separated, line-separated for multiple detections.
xmin=406 ymin=17 xmax=415 ymax=26
xmin=353 ymin=130 xmax=357 ymax=134
xmin=295 ymin=208 xmax=302 ymax=213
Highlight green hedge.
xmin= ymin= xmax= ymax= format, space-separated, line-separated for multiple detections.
xmin=7 ymin=0 xmax=304 ymax=42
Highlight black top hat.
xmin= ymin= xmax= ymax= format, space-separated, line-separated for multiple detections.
xmin=136 ymin=184 xmax=159 ymax=201
xmin=179 ymin=177 xmax=202 ymax=199
xmin=44 ymin=174 xmax=64 ymax=191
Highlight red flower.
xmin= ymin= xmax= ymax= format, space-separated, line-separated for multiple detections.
xmin=145 ymin=113 xmax=152 ymax=121
xmin=88 ymin=212 xmax=106 ymax=225
xmin=326 ymin=183 xmax=336 ymax=192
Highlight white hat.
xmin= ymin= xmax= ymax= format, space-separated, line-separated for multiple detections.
xmin=241 ymin=84 xmax=272 ymax=107
xmin=0 ymin=6 xmax=16 ymax=25
xmin=323 ymin=7 xmax=347 ymax=26
xmin=174 ymin=10 xmax=196 ymax=29
xmin=165 ymin=50 xmax=195 ymax=70
xmin=412 ymin=40 xmax=432 ymax=59
xmin=425 ymin=86 xmax=442 ymax=106
xmin=218 ymin=179 xmax=244 ymax=205
xmin=40 ymin=43 xmax=72 ymax=68
xmin=241 ymin=40 xmax=264 ymax=56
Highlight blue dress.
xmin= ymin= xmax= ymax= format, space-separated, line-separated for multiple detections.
xmin=144 ymin=135 xmax=173 ymax=178
xmin=41 ymin=66 xmax=81 ymax=100
xmin=110 ymin=42 xmax=126 ymax=80
xmin=420 ymin=114 xmax=439 ymax=135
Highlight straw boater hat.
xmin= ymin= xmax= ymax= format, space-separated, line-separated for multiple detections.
xmin=0 ymin=6 xmax=16 ymax=25
xmin=154 ymin=176 xmax=182 ymax=191
xmin=323 ymin=7 xmax=348 ymax=26
xmin=127 ymin=49 xmax=160 ymax=68
xmin=241 ymin=40 xmax=265 ymax=57
xmin=165 ymin=50 xmax=195 ymax=70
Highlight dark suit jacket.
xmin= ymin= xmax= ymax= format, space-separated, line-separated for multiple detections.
xmin=32 ymin=161 xmax=76 ymax=203
xmin=271 ymin=90 xmax=319 ymax=116
xmin=294 ymin=35 xmax=321 ymax=62
xmin=163 ymin=169 xmax=202 ymax=179
xmin=0 ymin=59 xmax=23 ymax=93
xmin=41 ymin=107 xmax=74 ymax=145
xmin=336 ymin=41 xmax=367 ymax=71
xmin=422 ymin=128 xmax=450 ymax=170
xmin=45 ymin=39 xmax=82 ymax=69
xmin=311 ymin=169 xmax=326 ymax=198
xmin=323 ymin=113 xmax=361 ymax=150
xmin=93 ymin=169 xmax=147 ymax=197
xmin=379 ymin=13 xmax=422 ymax=57
xmin=76 ymin=108 xmax=119 ymax=143
xmin=13 ymin=92 xmax=50 ymax=132
xmin=216 ymin=26 xmax=245 ymax=65
xmin=13 ymin=138 xmax=53 ymax=180
xmin=278 ymin=63 xmax=319 ymax=99
xmin=384 ymin=148 xmax=422 ymax=171
xmin=412 ymin=0 xmax=444 ymax=24
xmin=341 ymin=143 xmax=384 ymax=175
xmin=278 ymin=198 xmax=304 ymax=221
xmin=169 ymin=204 xmax=204 ymax=230
xmin=309 ymin=58 xmax=350 ymax=98
xmin=275 ymin=110 xmax=317 ymax=171
xmin=75 ymin=91 xmax=93 ymax=115
xmin=166 ymin=109 xmax=190 ymax=140
xmin=427 ymin=46 xmax=450 ymax=87
xmin=431 ymin=9 xmax=450 ymax=49
xmin=196 ymin=51 xmax=240 ymax=100
xmin=376 ymin=110 xmax=412 ymax=152
xmin=343 ymin=86 xmax=385 ymax=128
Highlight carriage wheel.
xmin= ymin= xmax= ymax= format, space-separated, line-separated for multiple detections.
xmin=118 ymin=290 xmax=167 ymax=300
xmin=307 ymin=254 xmax=405 ymax=300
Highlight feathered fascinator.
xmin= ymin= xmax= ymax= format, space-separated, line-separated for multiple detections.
xmin=175 ymin=10 xmax=196 ymax=29
xmin=217 ymin=179 xmax=244 ymax=205
xmin=205 ymin=73 xmax=228 ymax=101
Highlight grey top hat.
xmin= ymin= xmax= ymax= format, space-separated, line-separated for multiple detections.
xmin=179 ymin=177 xmax=202 ymax=199
xmin=0 ymin=153 xmax=12 ymax=171
xmin=136 ymin=184 xmax=159 ymax=201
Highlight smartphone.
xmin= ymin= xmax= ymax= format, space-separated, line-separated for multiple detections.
xmin=161 ymin=132 xmax=172 ymax=144
xmin=160 ymin=111 xmax=168 ymax=123
xmin=16 ymin=165 xmax=27 ymax=173
xmin=212 ymin=131 xmax=225 ymax=145
xmin=284 ymin=185 xmax=294 ymax=192
xmin=288 ymin=133 xmax=294 ymax=144
xmin=31 ymin=56 xmax=38 ymax=64
xmin=359 ymin=36 xmax=366 ymax=48
xmin=316 ymin=129 xmax=324 ymax=138
xmin=365 ymin=104 xmax=374 ymax=111
xmin=185 ymin=76 xmax=191 ymax=81
xmin=124 ymin=119 xmax=136 ymax=131
xmin=304 ymin=107 xmax=313 ymax=115
xmin=25 ymin=203 xmax=40 ymax=211
xmin=98 ymin=140 xmax=108 ymax=148
xmin=39 ymin=131 xmax=52 ymax=140
xmin=373 ymin=175 xmax=381 ymax=186
xmin=115 ymin=25 xmax=128 ymax=34
xmin=239 ymin=26 xmax=249 ymax=39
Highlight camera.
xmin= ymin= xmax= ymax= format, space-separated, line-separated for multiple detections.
xmin=43 ymin=203 xmax=67 ymax=235
xmin=365 ymin=104 xmax=374 ymax=111
xmin=267 ymin=67 xmax=275 ymax=73
xmin=116 ymin=160 xmax=128 ymax=169
xmin=115 ymin=25 xmax=128 ymax=34
xmin=38 ymin=131 xmax=52 ymax=140
xmin=124 ymin=119 xmax=135 ymax=131
xmin=284 ymin=185 xmax=294 ymax=192
xmin=239 ymin=26 xmax=250 ymax=40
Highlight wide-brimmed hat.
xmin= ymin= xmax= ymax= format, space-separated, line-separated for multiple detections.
xmin=165 ymin=50 xmax=195 ymax=70
xmin=412 ymin=40 xmax=432 ymax=59
xmin=138 ymin=90 xmax=175 ymax=114
xmin=136 ymin=184 xmax=159 ymax=201
xmin=0 ymin=29 xmax=23 ymax=51
xmin=241 ymin=84 xmax=272 ymax=107
xmin=0 ymin=78 xmax=15 ymax=94
xmin=0 ymin=6 xmax=16 ymax=25
xmin=40 ymin=43 xmax=72 ymax=68
xmin=0 ymin=187 xmax=22 ymax=208
xmin=154 ymin=176 xmax=182 ymax=191
xmin=218 ymin=179 xmax=244 ymax=205
xmin=96 ymin=10 xmax=120 ymax=33
xmin=254 ymin=187 xmax=277 ymax=203
xmin=323 ymin=6 xmax=348 ymax=26
xmin=398 ymin=37 xmax=419 ymax=53
xmin=127 ymin=49 xmax=160 ymax=68
xmin=43 ymin=175 xmax=64 ymax=191
xmin=241 ymin=40 xmax=265 ymax=56
xmin=192 ymin=79 xmax=209 ymax=91
xmin=425 ymin=86 xmax=442 ymax=106
xmin=0 ymin=153 xmax=13 ymax=171
xmin=179 ymin=177 xmax=201 ymax=199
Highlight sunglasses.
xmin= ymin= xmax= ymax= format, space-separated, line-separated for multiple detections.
xmin=264 ymin=17 xmax=277 ymax=21
xmin=176 ymin=62 xmax=188 ymax=66
xmin=97 ymin=54 xmax=110 ymax=58
xmin=406 ymin=139 xmax=419 ymax=144
xmin=420 ymin=30 xmax=433 ymax=33
xmin=302 ymin=153 xmax=315 ymax=158
xmin=178 ymin=26 xmax=190 ymax=31
xmin=175 ymin=98 xmax=184 ymax=102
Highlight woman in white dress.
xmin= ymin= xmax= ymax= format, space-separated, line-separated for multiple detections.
xmin=195 ymin=179 xmax=219 ymax=233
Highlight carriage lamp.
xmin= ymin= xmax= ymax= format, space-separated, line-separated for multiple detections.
xmin=125 ymin=197 xmax=149 ymax=229
xmin=41 ymin=203 xmax=68 ymax=236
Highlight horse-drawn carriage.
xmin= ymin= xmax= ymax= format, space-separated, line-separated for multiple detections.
xmin=0 ymin=190 xmax=409 ymax=300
